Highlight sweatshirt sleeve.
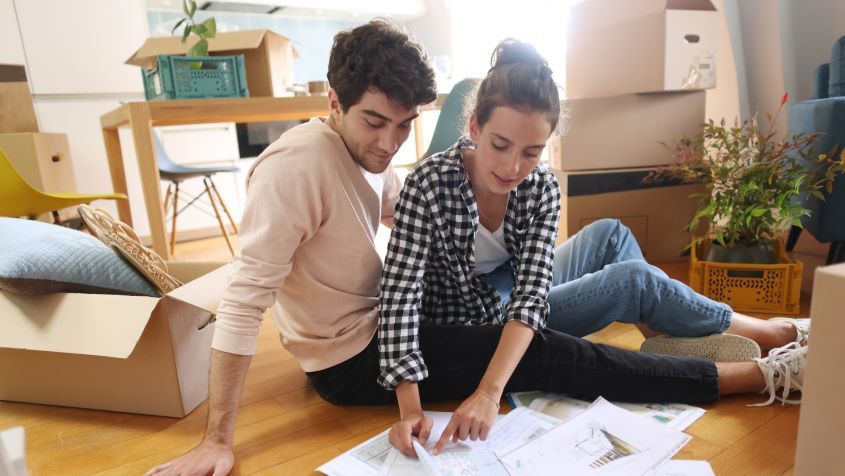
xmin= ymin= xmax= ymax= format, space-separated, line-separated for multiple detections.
xmin=212 ymin=142 xmax=330 ymax=355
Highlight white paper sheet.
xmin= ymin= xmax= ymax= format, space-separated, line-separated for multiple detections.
xmin=500 ymin=397 xmax=691 ymax=476
xmin=645 ymin=460 xmax=715 ymax=476
xmin=316 ymin=429 xmax=392 ymax=476
xmin=507 ymin=391 xmax=706 ymax=431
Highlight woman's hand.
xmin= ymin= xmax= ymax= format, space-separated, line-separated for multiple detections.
xmin=389 ymin=413 xmax=434 ymax=458
xmin=433 ymin=390 xmax=500 ymax=454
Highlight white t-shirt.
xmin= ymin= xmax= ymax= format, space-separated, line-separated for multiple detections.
xmin=473 ymin=221 xmax=509 ymax=275
xmin=360 ymin=166 xmax=385 ymax=203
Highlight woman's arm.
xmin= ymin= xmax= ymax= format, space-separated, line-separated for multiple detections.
xmin=434 ymin=175 xmax=562 ymax=453
xmin=377 ymin=171 xmax=435 ymax=456
xmin=433 ymin=320 xmax=533 ymax=453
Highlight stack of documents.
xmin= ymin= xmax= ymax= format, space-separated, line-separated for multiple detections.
xmin=317 ymin=396 xmax=714 ymax=476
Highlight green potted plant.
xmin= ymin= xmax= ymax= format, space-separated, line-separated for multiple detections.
xmin=651 ymin=93 xmax=845 ymax=263
xmin=172 ymin=0 xmax=216 ymax=58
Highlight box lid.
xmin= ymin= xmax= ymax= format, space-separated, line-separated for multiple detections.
xmin=0 ymin=263 xmax=230 ymax=358
xmin=126 ymin=29 xmax=292 ymax=68
xmin=0 ymin=292 xmax=158 ymax=358
xmin=165 ymin=262 xmax=230 ymax=315
xmin=570 ymin=0 xmax=715 ymax=30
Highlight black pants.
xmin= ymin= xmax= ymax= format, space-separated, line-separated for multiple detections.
xmin=306 ymin=325 xmax=719 ymax=406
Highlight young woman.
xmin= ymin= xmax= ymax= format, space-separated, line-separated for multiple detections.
xmin=377 ymin=39 xmax=808 ymax=457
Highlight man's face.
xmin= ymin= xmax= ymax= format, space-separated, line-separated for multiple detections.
xmin=328 ymin=88 xmax=420 ymax=173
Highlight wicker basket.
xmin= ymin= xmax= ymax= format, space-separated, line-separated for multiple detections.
xmin=689 ymin=239 xmax=802 ymax=316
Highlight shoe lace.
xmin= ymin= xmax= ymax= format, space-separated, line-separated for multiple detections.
xmin=749 ymin=342 xmax=806 ymax=407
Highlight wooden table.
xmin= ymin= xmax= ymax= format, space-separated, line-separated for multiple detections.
xmin=100 ymin=95 xmax=442 ymax=259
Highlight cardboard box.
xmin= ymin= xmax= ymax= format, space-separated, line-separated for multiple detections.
xmin=794 ymin=263 xmax=845 ymax=476
xmin=0 ymin=132 xmax=76 ymax=193
xmin=566 ymin=0 xmax=717 ymax=99
xmin=0 ymin=65 xmax=38 ymax=134
xmin=550 ymin=91 xmax=705 ymax=171
xmin=127 ymin=29 xmax=297 ymax=97
xmin=556 ymin=167 xmax=704 ymax=262
xmin=0 ymin=262 xmax=229 ymax=418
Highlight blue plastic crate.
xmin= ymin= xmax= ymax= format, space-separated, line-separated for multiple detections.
xmin=142 ymin=54 xmax=249 ymax=100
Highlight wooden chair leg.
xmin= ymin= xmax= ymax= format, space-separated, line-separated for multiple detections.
xmin=206 ymin=175 xmax=239 ymax=234
xmin=786 ymin=225 xmax=803 ymax=251
xmin=170 ymin=182 xmax=180 ymax=256
xmin=203 ymin=177 xmax=235 ymax=257
xmin=163 ymin=183 xmax=173 ymax=217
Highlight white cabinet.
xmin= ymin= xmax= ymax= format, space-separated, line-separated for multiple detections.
xmin=14 ymin=0 xmax=147 ymax=95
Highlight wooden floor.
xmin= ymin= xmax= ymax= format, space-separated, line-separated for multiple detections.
xmin=2 ymin=234 xmax=819 ymax=475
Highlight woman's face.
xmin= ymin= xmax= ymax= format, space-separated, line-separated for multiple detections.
xmin=467 ymin=106 xmax=553 ymax=196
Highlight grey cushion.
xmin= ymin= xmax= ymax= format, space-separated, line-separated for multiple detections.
xmin=0 ymin=217 xmax=159 ymax=296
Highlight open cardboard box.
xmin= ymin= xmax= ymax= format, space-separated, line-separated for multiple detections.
xmin=567 ymin=0 xmax=717 ymax=98
xmin=0 ymin=261 xmax=230 ymax=418
xmin=127 ymin=29 xmax=297 ymax=97
xmin=556 ymin=167 xmax=704 ymax=262
xmin=549 ymin=91 xmax=705 ymax=171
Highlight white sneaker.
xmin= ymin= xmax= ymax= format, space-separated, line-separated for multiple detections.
xmin=640 ymin=334 xmax=761 ymax=362
xmin=750 ymin=342 xmax=807 ymax=407
xmin=769 ymin=317 xmax=810 ymax=346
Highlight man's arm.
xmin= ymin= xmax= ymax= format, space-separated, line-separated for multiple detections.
xmin=144 ymin=350 xmax=250 ymax=476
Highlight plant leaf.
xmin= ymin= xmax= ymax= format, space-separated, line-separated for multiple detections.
xmin=171 ymin=18 xmax=186 ymax=35
xmin=189 ymin=0 xmax=196 ymax=17
xmin=181 ymin=24 xmax=192 ymax=44
xmin=202 ymin=17 xmax=216 ymax=38
xmin=182 ymin=0 xmax=190 ymax=16
xmin=188 ymin=38 xmax=208 ymax=57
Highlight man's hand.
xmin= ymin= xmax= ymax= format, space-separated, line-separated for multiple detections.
xmin=433 ymin=390 xmax=499 ymax=454
xmin=145 ymin=439 xmax=234 ymax=476
xmin=388 ymin=413 xmax=433 ymax=458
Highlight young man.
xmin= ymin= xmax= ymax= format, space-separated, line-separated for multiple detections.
xmin=145 ymin=19 xmax=437 ymax=476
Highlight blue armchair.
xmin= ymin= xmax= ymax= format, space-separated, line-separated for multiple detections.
xmin=785 ymin=36 xmax=845 ymax=264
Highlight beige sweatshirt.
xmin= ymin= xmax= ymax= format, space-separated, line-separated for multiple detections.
xmin=211 ymin=118 xmax=401 ymax=372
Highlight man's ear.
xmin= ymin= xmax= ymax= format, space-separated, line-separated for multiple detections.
xmin=327 ymin=87 xmax=343 ymax=118
xmin=469 ymin=113 xmax=480 ymax=141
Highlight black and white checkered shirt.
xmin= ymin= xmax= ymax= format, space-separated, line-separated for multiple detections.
xmin=377 ymin=137 xmax=561 ymax=389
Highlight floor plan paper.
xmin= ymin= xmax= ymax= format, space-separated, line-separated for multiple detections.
xmin=645 ymin=460 xmax=715 ymax=476
xmin=500 ymin=397 xmax=691 ymax=476
xmin=507 ymin=391 xmax=705 ymax=431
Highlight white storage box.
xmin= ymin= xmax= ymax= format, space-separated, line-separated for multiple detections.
xmin=566 ymin=0 xmax=717 ymax=98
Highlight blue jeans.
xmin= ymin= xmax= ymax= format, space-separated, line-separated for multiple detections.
xmin=479 ymin=219 xmax=732 ymax=338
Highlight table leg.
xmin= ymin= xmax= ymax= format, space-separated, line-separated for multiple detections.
xmin=128 ymin=103 xmax=169 ymax=259
xmin=101 ymin=126 xmax=132 ymax=226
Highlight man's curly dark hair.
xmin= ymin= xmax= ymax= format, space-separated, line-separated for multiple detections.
xmin=327 ymin=19 xmax=437 ymax=111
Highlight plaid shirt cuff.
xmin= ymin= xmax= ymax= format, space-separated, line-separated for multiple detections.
xmin=377 ymin=351 xmax=429 ymax=390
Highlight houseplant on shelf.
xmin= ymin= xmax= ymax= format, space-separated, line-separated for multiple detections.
xmin=651 ymin=93 xmax=845 ymax=264
xmin=172 ymin=0 xmax=216 ymax=58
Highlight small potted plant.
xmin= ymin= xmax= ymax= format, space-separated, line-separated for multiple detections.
xmin=651 ymin=93 xmax=845 ymax=264
xmin=172 ymin=0 xmax=216 ymax=58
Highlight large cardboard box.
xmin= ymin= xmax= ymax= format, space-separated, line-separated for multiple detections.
xmin=127 ymin=29 xmax=296 ymax=97
xmin=567 ymin=0 xmax=717 ymax=99
xmin=550 ymin=91 xmax=705 ymax=171
xmin=0 ymin=65 xmax=38 ymax=134
xmin=556 ymin=167 xmax=704 ymax=262
xmin=0 ymin=262 xmax=229 ymax=418
xmin=0 ymin=132 xmax=76 ymax=194
xmin=794 ymin=263 xmax=845 ymax=476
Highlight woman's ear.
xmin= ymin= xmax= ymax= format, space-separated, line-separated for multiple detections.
xmin=469 ymin=113 xmax=480 ymax=141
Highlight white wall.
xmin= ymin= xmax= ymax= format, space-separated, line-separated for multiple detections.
xmin=0 ymin=0 xmax=25 ymax=65
xmin=705 ymin=0 xmax=741 ymax=124
xmin=778 ymin=0 xmax=845 ymax=101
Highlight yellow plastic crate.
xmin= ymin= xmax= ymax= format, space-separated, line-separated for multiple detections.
xmin=689 ymin=239 xmax=802 ymax=316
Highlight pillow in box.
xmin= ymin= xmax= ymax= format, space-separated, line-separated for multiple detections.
xmin=0 ymin=217 xmax=159 ymax=296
